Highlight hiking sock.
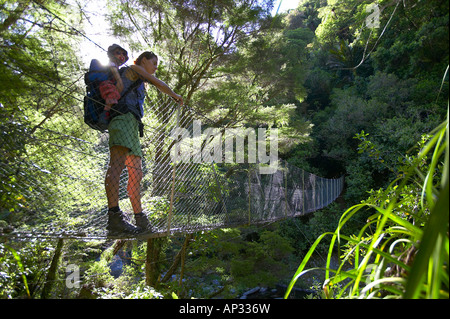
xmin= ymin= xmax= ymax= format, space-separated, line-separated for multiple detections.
xmin=108 ymin=206 xmax=120 ymax=214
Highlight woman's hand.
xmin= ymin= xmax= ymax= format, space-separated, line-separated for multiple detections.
xmin=172 ymin=94 xmax=184 ymax=105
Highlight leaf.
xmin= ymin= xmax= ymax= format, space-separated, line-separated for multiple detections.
xmin=284 ymin=232 xmax=334 ymax=298
xmin=404 ymin=177 xmax=449 ymax=298
xmin=5 ymin=245 xmax=30 ymax=298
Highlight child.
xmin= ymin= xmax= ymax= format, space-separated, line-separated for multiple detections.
xmin=99 ymin=44 xmax=129 ymax=118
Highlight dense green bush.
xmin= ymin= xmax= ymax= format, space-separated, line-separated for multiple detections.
xmin=286 ymin=115 xmax=448 ymax=299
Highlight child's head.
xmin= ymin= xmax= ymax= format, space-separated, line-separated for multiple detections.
xmin=107 ymin=44 xmax=129 ymax=66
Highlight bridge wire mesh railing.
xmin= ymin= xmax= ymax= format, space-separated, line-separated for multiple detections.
xmin=1 ymin=7 xmax=344 ymax=240
xmin=1 ymin=86 xmax=344 ymax=240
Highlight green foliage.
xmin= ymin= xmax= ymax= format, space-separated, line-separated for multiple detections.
xmin=279 ymin=204 xmax=343 ymax=255
xmin=0 ymin=106 xmax=31 ymax=213
xmin=229 ymin=230 xmax=294 ymax=287
xmin=285 ymin=114 xmax=449 ymax=299
xmin=310 ymin=70 xmax=445 ymax=203
xmin=1 ymin=244 xmax=30 ymax=298
xmin=183 ymin=227 xmax=294 ymax=297
xmin=1 ymin=0 xmax=448 ymax=300
xmin=1 ymin=0 xmax=101 ymax=230
xmin=83 ymin=248 xmax=116 ymax=289
xmin=108 ymin=0 xmax=313 ymax=151
xmin=292 ymin=0 xmax=448 ymax=196
xmin=0 ymin=239 xmax=66 ymax=298
xmin=82 ymin=252 xmax=164 ymax=299
xmin=95 ymin=283 xmax=164 ymax=299
xmin=372 ymin=2 xmax=449 ymax=79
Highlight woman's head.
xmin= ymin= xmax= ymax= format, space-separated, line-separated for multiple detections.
xmin=135 ymin=51 xmax=158 ymax=74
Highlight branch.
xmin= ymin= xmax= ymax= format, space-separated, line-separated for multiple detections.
xmin=0 ymin=0 xmax=32 ymax=33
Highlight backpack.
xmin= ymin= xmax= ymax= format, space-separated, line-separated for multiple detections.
xmin=83 ymin=59 xmax=142 ymax=132
xmin=83 ymin=59 xmax=111 ymax=132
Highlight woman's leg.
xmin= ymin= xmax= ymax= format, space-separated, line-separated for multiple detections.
xmin=105 ymin=145 xmax=129 ymax=208
xmin=125 ymin=154 xmax=143 ymax=214
xmin=105 ymin=145 xmax=140 ymax=235
xmin=126 ymin=155 xmax=152 ymax=231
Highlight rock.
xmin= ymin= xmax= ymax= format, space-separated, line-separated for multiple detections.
xmin=109 ymin=255 xmax=123 ymax=278
xmin=240 ymin=286 xmax=260 ymax=299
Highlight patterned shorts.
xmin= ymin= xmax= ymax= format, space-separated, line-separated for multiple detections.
xmin=108 ymin=112 xmax=142 ymax=157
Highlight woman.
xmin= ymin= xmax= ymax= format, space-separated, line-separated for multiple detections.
xmin=105 ymin=51 xmax=183 ymax=236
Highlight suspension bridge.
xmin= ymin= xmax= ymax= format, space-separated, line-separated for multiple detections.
xmin=1 ymin=2 xmax=344 ymax=242
xmin=1 ymin=93 xmax=344 ymax=241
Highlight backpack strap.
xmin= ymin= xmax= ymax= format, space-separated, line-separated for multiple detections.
xmin=110 ymin=68 xmax=144 ymax=120
xmin=118 ymin=76 xmax=143 ymax=103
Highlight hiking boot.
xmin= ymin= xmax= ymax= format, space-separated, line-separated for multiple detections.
xmin=134 ymin=212 xmax=153 ymax=233
xmin=107 ymin=209 xmax=139 ymax=237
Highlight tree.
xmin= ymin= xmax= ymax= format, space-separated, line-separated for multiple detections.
xmin=0 ymin=0 xmax=104 ymax=227
xmin=108 ymin=0 xmax=275 ymax=103
xmin=107 ymin=0 xmax=314 ymax=182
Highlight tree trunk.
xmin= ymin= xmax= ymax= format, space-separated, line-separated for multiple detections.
xmin=161 ymin=234 xmax=193 ymax=283
xmin=145 ymin=238 xmax=162 ymax=287
xmin=41 ymin=238 xmax=64 ymax=299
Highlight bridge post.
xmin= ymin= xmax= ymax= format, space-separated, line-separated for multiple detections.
xmin=211 ymin=163 xmax=229 ymax=224
xmin=166 ymin=163 xmax=176 ymax=236
xmin=248 ymin=167 xmax=251 ymax=225
xmin=166 ymin=104 xmax=182 ymax=236
xmin=302 ymin=169 xmax=305 ymax=215
xmin=284 ymin=160 xmax=289 ymax=219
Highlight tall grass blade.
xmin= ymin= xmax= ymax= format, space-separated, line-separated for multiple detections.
xmin=403 ymin=178 xmax=449 ymax=298
xmin=286 ymin=110 xmax=448 ymax=299
xmin=6 ymin=245 xmax=31 ymax=298
xmin=284 ymin=232 xmax=334 ymax=298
